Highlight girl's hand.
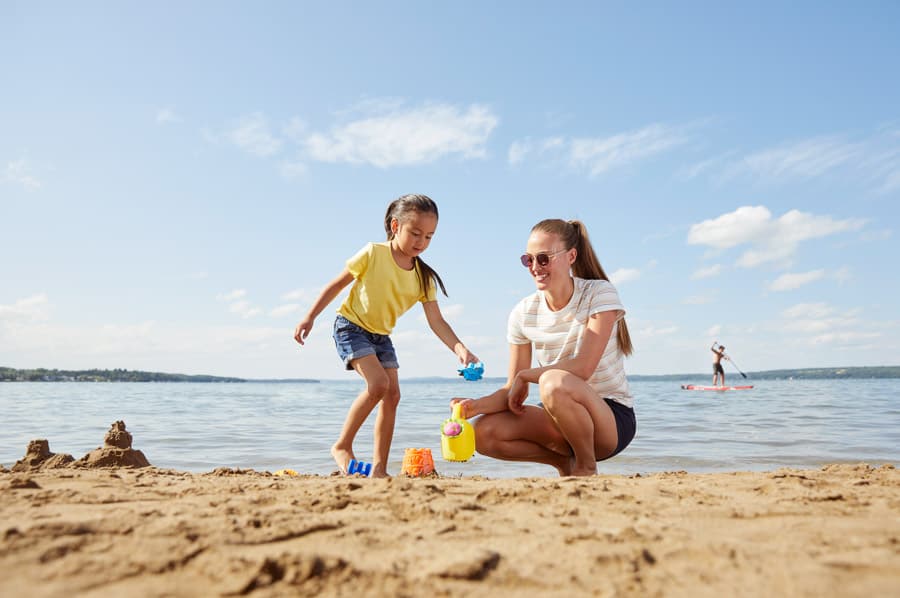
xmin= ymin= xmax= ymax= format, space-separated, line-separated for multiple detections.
xmin=507 ymin=374 xmax=528 ymax=414
xmin=454 ymin=343 xmax=479 ymax=365
xmin=293 ymin=317 xmax=314 ymax=345
xmin=450 ymin=397 xmax=476 ymax=418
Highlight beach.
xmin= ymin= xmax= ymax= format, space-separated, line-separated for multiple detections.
xmin=2 ymin=461 xmax=898 ymax=597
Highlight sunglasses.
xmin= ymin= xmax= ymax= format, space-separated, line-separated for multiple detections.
xmin=520 ymin=248 xmax=568 ymax=268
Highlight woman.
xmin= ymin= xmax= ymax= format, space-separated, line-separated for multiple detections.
xmin=452 ymin=219 xmax=635 ymax=476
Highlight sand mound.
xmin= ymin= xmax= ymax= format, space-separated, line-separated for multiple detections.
xmin=11 ymin=439 xmax=74 ymax=472
xmin=74 ymin=420 xmax=151 ymax=468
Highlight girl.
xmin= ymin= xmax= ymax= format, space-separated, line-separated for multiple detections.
xmin=451 ymin=219 xmax=634 ymax=477
xmin=294 ymin=194 xmax=478 ymax=477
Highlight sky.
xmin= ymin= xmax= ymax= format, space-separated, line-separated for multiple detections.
xmin=2 ymin=2 xmax=899 ymax=379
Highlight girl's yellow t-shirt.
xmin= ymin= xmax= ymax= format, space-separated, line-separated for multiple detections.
xmin=337 ymin=242 xmax=437 ymax=335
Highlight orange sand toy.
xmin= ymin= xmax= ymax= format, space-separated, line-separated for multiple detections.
xmin=401 ymin=448 xmax=435 ymax=477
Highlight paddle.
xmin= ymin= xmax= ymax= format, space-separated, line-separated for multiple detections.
xmin=727 ymin=357 xmax=749 ymax=379
xmin=714 ymin=342 xmax=748 ymax=379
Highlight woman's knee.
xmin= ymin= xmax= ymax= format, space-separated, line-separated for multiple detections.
xmin=538 ymin=369 xmax=574 ymax=411
xmin=472 ymin=415 xmax=501 ymax=454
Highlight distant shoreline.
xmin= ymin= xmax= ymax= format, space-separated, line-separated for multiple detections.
xmin=0 ymin=367 xmax=318 ymax=384
xmin=3 ymin=365 xmax=899 ymax=382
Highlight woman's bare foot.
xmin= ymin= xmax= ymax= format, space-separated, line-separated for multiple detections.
xmin=569 ymin=457 xmax=598 ymax=477
xmin=554 ymin=454 xmax=577 ymax=477
xmin=331 ymin=445 xmax=355 ymax=474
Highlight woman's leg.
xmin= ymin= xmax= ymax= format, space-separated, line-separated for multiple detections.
xmin=539 ymin=370 xmax=619 ymax=476
xmin=474 ymin=406 xmax=575 ymax=475
xmin=371 ymin=367 xmax=401 ymax=478
xmin=331 ymin=354 xmax=389 ymax=473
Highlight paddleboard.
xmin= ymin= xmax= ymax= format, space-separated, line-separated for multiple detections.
xmin=681 ymin=384 xmax=754 ymax=391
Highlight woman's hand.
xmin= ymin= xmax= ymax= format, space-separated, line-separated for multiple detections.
xmin=450 ymin=397 xmax=477 ymax=418
xmin=507 ymin=374 xmax=528 ymax=414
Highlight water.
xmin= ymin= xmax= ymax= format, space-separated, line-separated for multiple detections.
xmin=1 ymin=379 xmax=897 ymax=478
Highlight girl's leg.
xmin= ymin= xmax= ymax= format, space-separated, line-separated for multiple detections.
xmin=538 ymin=370 xmax=618 ymax=476
xmin=474 ymin=407 xmax=575 ymax=475
xmin=331 ymin=354 xmax=389 ymax=473
xmin=371 ymin=367 xmax=401 ymax=478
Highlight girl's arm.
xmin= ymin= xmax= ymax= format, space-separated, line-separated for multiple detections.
xmin=452 ymin=342 xmax=532 ymax=417
xmin=422 ymin=300 xmax=479 ymax=364
xmin=508 ymin=310 xmax=620 ymax=410
xmin=293 ymin=269 xmax=354 ymax=345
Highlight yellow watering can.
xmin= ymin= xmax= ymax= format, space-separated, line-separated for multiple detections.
xmin=441 ymin=402 xmax=475 ymax=461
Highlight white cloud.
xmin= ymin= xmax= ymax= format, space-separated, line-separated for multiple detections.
xmin=416 ymin=302 xmax=464 ymax=324
xmin=216 ymin=289 xmax=262 ymax=319
xmin=691 ymin=264 xmax=722 ymax=279
xmin=440 ymin=303 xmax=465 ymax=319
xmin=767 ymin=269 xmax=825 ymax=292
xmin=229 ymin=300 xmax=262 ymax=319
xmin=810 ymin=331 xmax=881 ymax=345
xmin=782 ymin=302 xmax=835 ymax=319
xmin=281 ymin=289 xmax=312 ymax=302
xmin=229 ymin=112 xmax=283 ymax=157
xmin=778 ymin=302 xmax=882 ymax=347
xmin=305 ymin=102 xmax=498 ymax=168
xmin=0 ymin=293 xmax=50 ymax=322
xmin=687 ymin=205 xmax=866 ymax=268
xmin=736 ymin=136 xmax=861 ymax=180
xmin=860 ymin=229 xmax=892 ymax=242
xmin=217 ymin=289 xmax=247 ymax=301
xmin=270 ymin=304 xmax=301 ymax=318
xmin=634 ymin=325 xmax=679 ymax=338
xmin=6 ymin=159 xmax=42 ymax=191
xmin=701 ymin=129 xmax=900 ymax=192
xmin=507 ymin=137 xmax=565 ymax=166
xmin=678 ymin=152 xmax=735 ymax=180
xmin=508 ymin=140 xmax=531 ymax=165
xmin=706 ymin=325 xmax=721 ymax=338
xmin=609 ymin=268 xmax=640 ymax=285
xmin=833 ymin=267 xmax=851 ymax=285
xmin=687 ymin=206 xmax=775 ymax=250
xmin=569 ymin=123 xmax=688 ymax=177
xmin=156 ymin=108 xmax=180 ymax=124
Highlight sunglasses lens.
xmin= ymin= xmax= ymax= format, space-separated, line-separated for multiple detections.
xmin=521 ymin=253 xmax=553 ymax=267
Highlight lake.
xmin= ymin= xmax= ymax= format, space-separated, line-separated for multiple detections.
xmin=1 ymin=378 xmax=897 ymax=478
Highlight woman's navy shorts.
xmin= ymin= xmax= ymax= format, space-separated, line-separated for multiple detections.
xmin=332 ymin=314 xmax=399 ymax=370
xmin=538 ymin=397 xmax=636 ymax=460
xmin=603 ymin=398 xmax=636 ymax=460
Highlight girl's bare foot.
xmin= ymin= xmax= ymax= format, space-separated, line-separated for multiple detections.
xmin=371 ymin=463 xmax=391 ymax=478
xmin=331 ymin=445 xmax=355 ymax=474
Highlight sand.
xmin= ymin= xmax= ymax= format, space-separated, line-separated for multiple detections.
xmin=2 ymin=461 xmax=898 ymax=597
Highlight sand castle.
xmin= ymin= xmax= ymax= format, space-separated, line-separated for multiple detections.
xmin=11 ymin=420 xmax=151 ymax=471
xmin=10 ymin=439 xmax=74 ymax=472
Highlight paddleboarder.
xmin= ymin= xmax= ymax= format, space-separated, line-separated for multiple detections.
xmin=711 ymin=342 xmax=728 ymax=386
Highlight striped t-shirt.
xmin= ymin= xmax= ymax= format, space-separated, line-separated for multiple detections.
xmin=507 ymin=277 xmax=633 ymax=407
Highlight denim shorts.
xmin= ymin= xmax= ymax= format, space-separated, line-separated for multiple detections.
xmin=332 ymin=314 xmax=399 ymax=370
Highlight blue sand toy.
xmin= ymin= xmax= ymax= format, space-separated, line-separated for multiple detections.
xmin=458 ymin=362 xmax=484 ymax=381
xmin=347 ymin=459 xmax=372 ymax=476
